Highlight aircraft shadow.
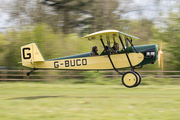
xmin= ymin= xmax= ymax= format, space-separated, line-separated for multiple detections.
xmin=8 ymin=95 xmax=110 ymax=100
xmin=8 ymin=95 xmax=66 ymax=100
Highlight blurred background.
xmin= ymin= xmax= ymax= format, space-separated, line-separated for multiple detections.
xmin=0 ymin=0 xmax=180 ymax=81
xmin=1 ymin=1 xmax=180 ymax=120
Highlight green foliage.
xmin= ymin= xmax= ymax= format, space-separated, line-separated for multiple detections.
xmin=121 ymin=19 xmax=155 ymax=45
xmin=1 ymin=24 xmax=61 ymax=66
xmin=0 ymin=23 xmax=102 ymax=67
xmin=42 ymin=0 xmax=93 ymax=34
xmin=79 ymin=71 xmax=104 ymax=84
xmin=161 ymin=7 xmax=180 ymax=70
xmin=48 ymin=73 xmax=180 ymax=86
xmin=0 ymin=33 xmax=7 ymax=65
xmin=1 ymin=5 xmax=180 ymax=72
xmin=140 ymin=77 xmax=180 ymax=85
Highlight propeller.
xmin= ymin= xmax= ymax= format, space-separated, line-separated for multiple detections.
xmin=158 ymin=40 xmax=163 ymax=70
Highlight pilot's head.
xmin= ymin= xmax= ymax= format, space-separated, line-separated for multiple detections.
xmin=114 ymin=43 xmax=119 ymax=50
xmin=92 ymin=46 xmax=98 ymax=52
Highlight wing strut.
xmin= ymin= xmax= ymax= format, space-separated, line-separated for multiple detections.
xmin=100 ymin=37 xmax=123 ymax=75
xmin=119 ymin=36 xmax=134 ymax=71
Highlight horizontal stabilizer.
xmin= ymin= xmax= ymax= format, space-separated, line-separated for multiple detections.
xmin=18 ymin=60 xmax=44 ymax=63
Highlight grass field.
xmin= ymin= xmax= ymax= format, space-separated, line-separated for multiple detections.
xmin=0 ymin=82 xmax=180 ymax=120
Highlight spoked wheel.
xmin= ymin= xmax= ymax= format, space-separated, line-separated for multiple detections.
xmin=133 ymin=71 xmax=142 ymax=87
xmin=122 ymin=71 xmax=138 ymax=88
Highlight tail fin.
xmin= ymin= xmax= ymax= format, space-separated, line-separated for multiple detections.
xmin=20 ymin=42 xmax=44 ymax=68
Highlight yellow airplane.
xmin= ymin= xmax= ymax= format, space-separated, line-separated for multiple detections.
xmin=20 ymin=30 xmax=163 ymax=88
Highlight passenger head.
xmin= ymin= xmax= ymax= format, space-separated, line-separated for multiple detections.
xmin=114 ymin=43 xmax=119 ymax=50
xmin=92 ymin=46 xmax=98 ymax=52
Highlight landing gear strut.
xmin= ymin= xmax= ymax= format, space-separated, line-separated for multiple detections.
xmin=100 ymin=35 xmax=142 ymax=88
xmin=27 ymin=68 xmax=38 ymax=76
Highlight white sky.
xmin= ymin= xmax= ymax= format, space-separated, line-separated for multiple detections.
xmin=121 ymin=0 xmax=179 ymax=20
xmin=0 ymin=0 xmax=12 ymax=31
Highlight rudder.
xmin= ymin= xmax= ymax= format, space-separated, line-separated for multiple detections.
xmin=20 ymin=42 xmax=44 ymax=68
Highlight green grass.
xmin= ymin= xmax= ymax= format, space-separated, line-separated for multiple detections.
xmin=0 ymin=82 xmax=180 ymax=120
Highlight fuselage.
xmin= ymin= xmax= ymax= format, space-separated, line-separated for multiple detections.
xmin=41 ymin=44 xmax=158 ymax=69
xmin=21 ymin=42 xmax=158 ymax=70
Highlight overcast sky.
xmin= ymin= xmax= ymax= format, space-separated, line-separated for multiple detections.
xmin=121 ymin=0 xmax=178 ymax=20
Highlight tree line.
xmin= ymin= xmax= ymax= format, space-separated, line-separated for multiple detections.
xmin=0 ymin=0 xmax=180 ymax=71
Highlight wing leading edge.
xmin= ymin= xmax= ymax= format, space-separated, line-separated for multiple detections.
xmin=82 ymin=30 xmax=139 ymax=41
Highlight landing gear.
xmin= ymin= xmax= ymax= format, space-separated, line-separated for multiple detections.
xmin=122 ymin=71 xmax=141 ymax=88
xmin=122 ymin=71 xmax=138 ymax=88
xmin=133 ymin=71 xmax=141 ymax=87
xmin=100 ymin=35 xmax=142 ymax=88
xmin=26 ymin=68 xmax=38 ymax=76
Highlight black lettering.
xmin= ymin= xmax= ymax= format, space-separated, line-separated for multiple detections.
xmin=65 ymin=60 xmax=69 ymax=67
xmin=76 ymin=59 xmax=81 ymax=66
xmin=70 ymin=60 xmax=75 ymax=67
xmin=23 ymin=48 xmax=31 ymax=59
xmin=82 ymin=59 xmax=87 ymax=65
xmin=54 ymin=61 xmax=59 ymax=68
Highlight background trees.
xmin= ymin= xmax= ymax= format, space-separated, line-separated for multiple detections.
xmin=0 ymin=0 xmax=180 ymax=70
xmin=161 ymin=6 xmax=180 ymax=70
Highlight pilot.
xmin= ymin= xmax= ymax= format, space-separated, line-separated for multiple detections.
xmin=91 ymin=46 xmax=99 ymax=56
xmin=111 ymin=42 xmax=119 ymax=54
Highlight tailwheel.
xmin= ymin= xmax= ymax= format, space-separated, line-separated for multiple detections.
xmin=122 ymin=71 xmax=138 ymax=88
xmin=133 ymin=71 xmax=142 ymax=87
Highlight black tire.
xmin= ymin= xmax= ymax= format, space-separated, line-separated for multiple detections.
xmin=122 ymin=71 xmax=138 ymax=88
xmin=133 ymin=71 xmax=142 ymax=87
xmin=27 ymin=72 xmax=30 ymax=76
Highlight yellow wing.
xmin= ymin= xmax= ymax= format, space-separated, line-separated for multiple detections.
xmin=82 ymin=30 xmax=139 ymax=41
